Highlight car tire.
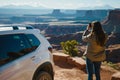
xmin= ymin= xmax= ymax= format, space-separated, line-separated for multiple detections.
xmin=36 ymin=71 xmax=53 ymax=80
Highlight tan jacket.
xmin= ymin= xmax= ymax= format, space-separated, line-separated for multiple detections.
xmin=82 ymin=30 xmax=107 ymax=62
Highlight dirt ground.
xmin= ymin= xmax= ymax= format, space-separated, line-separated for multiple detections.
xmin=54 ymin=61 xmax=114 ymax=80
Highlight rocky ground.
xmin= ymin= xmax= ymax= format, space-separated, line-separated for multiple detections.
xmin=54 ymin=61 xmax=83 ymax=80
xmin=53 ymin=52 xmax=119 ymax=80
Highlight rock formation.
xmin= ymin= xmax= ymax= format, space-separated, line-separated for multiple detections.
xmin=103 ymin=9 xmax=120 ymax=33
xmin=51 ymin=9 xmax=64 ymax=17
xmin=76 ymin=10 xmax=86 ymax=17
xmin=111 ymin=72 xmax=120 ymax=80
xmin=76 ymin=10 xmax=108 ymax=21
xmin=94 ymin=10 xmax=108 ymax=20
xmin=48 ymin=32 xmax=83 ymax=45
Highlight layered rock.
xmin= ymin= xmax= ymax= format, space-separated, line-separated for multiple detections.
xmin=84 ymin=10 xmax=94 ymax=19
xmin=111 ymin=72 xmax=120 ymax=80
xmin=48 ymin=32 xmax=83 ymax=45
xmin=76 ymin=10 xmax=96 ymax=21
xmin=76 ymin=10 xmax=108 ymax=21
xmin=106 ymin=44 xmax=120 ymax=63
xmin=76 ymin=10 xmax=86 ymax=17
xmin=94 ymin=10 xmax=108 ymax=19
xmin=53 ymin=52 xmax=86 ymax=70
xmin=51 ymin=9 xmax=64 ymax=17
xmin=104 ymin=9 xmax=120 ymax=25
xmin=107 ymin=33 xmax=120 ymax=46
xmin=103 ymin=9 xmax=120 ymax=33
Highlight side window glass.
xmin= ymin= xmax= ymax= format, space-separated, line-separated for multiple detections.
xmin=0 ymin=34 xmax=32 ymax=66
xmin=26 ymin=34 xmax=40 ymax=48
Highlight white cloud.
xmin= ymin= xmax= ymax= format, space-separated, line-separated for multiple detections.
xmin=61 ymin=3 xmax=80 ymax=9
xmin=0 ymin=0 xmax=119 ymax=9
xmin=95 ymin=0 xmax=105 ymax=6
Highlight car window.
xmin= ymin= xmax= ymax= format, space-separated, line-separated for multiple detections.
xmin=0 ymin=34 xmax=39 ymax=66
xmin=26 ymin=34 xmax=40 ymax=47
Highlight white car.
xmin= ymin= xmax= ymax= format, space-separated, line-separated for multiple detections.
xmin=0 ymin=24 xmax=54 ymax=80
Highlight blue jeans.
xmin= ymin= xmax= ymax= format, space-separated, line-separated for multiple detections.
xmin=86 ymin=58 xmax=101 ymax=80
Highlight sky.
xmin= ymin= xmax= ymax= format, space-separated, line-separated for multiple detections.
xmin=0 ymin=0 xmax=119 ymax=9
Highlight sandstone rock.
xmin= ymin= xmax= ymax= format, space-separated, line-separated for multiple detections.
xmin=76 ymin=10 xmax=86 ymax=17
xmin=103 ymin=9 xmax=120 ymax=33
xmin=111 ymin=72 xmax=120 ymax=80
xmin=53 ymin=52 xmax=70 ymax=62
xmin=53 ymin=52 xmax=86 ymax=70
xmin=72 ymin=57 xmax=86 ymax=69
xmin=106 ymin=44 xmax=120 ymax=63
xmin=48 ymin=32 xmax=83 ymax=45
xmin=51 ymin=9 xmax=64 ymax=17
xmin=107 ymin=33 xmax=120 ymax=46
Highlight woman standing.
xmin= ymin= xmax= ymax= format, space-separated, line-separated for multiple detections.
xmin=82 ymin=21 xmax=108 ymax=80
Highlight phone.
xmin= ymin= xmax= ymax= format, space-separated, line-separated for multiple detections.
xmin=88 ymin=23 xmax=92 ymax=31
xmin=89 ymin=23 xmax=91 ymax=28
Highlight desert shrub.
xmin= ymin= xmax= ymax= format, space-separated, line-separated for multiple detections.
xmin=107 ymin=62 xmax=120 ymax=70
xmin=60 ymin=40 xmax=79 ymax=57
xmin=103 ymin=61 xmax=120 ymax=71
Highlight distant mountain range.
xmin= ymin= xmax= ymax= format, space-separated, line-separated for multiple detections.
xmin=0 ymin=4 xmax=114 ymax=10
xmin=79 ymin=5 xmax=114 ymax=10
xmin=0 ymin=5 xmax=47 ymax=9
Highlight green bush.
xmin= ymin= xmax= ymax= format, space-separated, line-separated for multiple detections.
xmin=60 ymin=40 xmax=79 ymax=57
xmin=103 ymin=61 xmax=120 ymax=71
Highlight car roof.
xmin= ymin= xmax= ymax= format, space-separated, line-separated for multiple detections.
xmin=0 ymin=24 xmax=33 ymax=30
xmin=0 ymin=24 xmax=40 ymax=35
xmin=0 ymin=24 xmax=32 ymax=27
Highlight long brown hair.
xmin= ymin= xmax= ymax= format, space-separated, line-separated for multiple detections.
xmin=92 ymin=21 xmax=106 ymax=46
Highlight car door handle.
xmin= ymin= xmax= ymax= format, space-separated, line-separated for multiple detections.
xmin=31 ymin=56 xmax=36 ymax=60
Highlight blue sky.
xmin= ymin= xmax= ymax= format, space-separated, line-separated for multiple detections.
xmin=0 ymin=0 xmax=119 ymax=9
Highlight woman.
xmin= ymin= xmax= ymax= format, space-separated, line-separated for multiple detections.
xmin=82 ymin=21 xmax=108 ymax=80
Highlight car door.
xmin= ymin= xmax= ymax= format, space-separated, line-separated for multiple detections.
xmin=0 ymin=34 xmax=40 ymax=80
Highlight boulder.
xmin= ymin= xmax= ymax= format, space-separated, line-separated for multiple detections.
xmin=111 ymin=72 xmax=120 ymax=80
xmin=53 ymin=52 xmax=86 ymax=70
xmin=72 ymin=57 xmax=86 ymax=69
xmin=53 ymin=52 xmax=69 ymax=62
